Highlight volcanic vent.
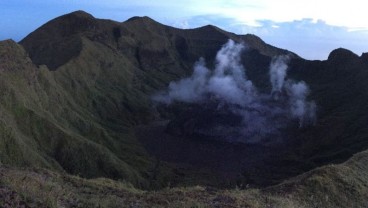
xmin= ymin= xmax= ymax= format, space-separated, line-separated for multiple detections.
xmin=153 ymin=40 xmax=316 ymax=144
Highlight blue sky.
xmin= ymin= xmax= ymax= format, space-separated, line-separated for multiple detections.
xmin=1 ymin=0 xmax=367 ymax=60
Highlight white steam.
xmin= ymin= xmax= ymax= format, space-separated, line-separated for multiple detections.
xmin=153 ymin=40 xmax=254 ymax=106
xmin=270 ymin=55 xmax=289 ymax=94
xmin=153 ymin=40 xmax=317 ymax=143
xmin=286 ymin=81 xmax=317 ymax=127
xmin=154 ymin=58 xmax=210 ymax=104
xmin=268 ymin=55 xmax=317 ymax=127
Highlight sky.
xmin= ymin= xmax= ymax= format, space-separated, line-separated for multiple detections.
xmin=1 ymin=0 xmax=367 ymax=60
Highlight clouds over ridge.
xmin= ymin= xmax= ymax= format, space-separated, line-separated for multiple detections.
xmin=171 ymin=16 xmax=368 ymax=60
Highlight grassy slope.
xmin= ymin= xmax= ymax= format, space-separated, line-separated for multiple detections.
xmin=8 ymin=11 xmax=294 ymax=188
xmin=0 ymin=39 xmax=164 ymax=188
xmin=2 ymin=148 xmax=368 ymax=207
xmin=1 ymin=10 xmax=368 ymax=207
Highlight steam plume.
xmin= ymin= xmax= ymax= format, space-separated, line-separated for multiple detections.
xmin=285 ymin=81 xmax=317 ymax=127
xmin=270 ymin=55 xmax=289 ymax=96
xmin=153 ymin=40 xmax=316 ymax=143
xmin=153 ymin=40 xmax=255 ymax=105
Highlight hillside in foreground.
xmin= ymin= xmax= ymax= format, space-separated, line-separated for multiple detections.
xmin=1 ymin=10 xmax=368 ymax=207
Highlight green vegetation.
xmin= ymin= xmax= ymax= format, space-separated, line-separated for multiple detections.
xmin=0 ymin=10 xmax=368 ymax=207
xmin=2 ymin=148 xmax=368 ymax=207
xmin=0 ymin=39 xmax=159 ymax=188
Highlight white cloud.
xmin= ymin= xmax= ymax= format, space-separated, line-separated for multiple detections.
xmin=203 ymin=0 xmax=368 ymax=30
xmin=170 ymin=15 xmax=368 ymax=60
xmin=75 ymin=0 xmax=368 ymax=30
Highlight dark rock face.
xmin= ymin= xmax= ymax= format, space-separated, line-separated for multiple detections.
xmin=166 ymin=102 xmax=244 ymax=139
xmin=164 ymin=98 xmax=294 ymax=144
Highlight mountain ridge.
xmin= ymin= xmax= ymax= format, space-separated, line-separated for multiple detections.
xmin=0 ymin=10 xmax=368 ymax=207
xmin=20 ymin=11 xmax=296 ymax=71
xmin=2 ymin=9 xmax=367 ymax=185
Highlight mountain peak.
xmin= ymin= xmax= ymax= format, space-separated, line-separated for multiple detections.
xmin=124 ymin=16 xmax=165 ymax=27
xmin=20 ymin=12 xmax=293 ymax=70
xmin=19 ymin=10 xmax=100 ymax=70
xmin=193 ymin=24 xmax=227 ymax=34
xmin=67 ymin=10 xmax=95 ymax=19
xmin=126 ymin=16 xmax=155 ymax=23
xmin=328 ymin=48 xmax=359 ymax=61
xmin=199 ymin=24 xmax=220 ymax=30
xmin=361 ymin=52 xmax=368 ymax=62
xmin=21 ymin=10 xmax=97 ymax=42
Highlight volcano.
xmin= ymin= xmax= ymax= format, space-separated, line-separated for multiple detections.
xmin=1 ymin=10 xmax=368 ymax=207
